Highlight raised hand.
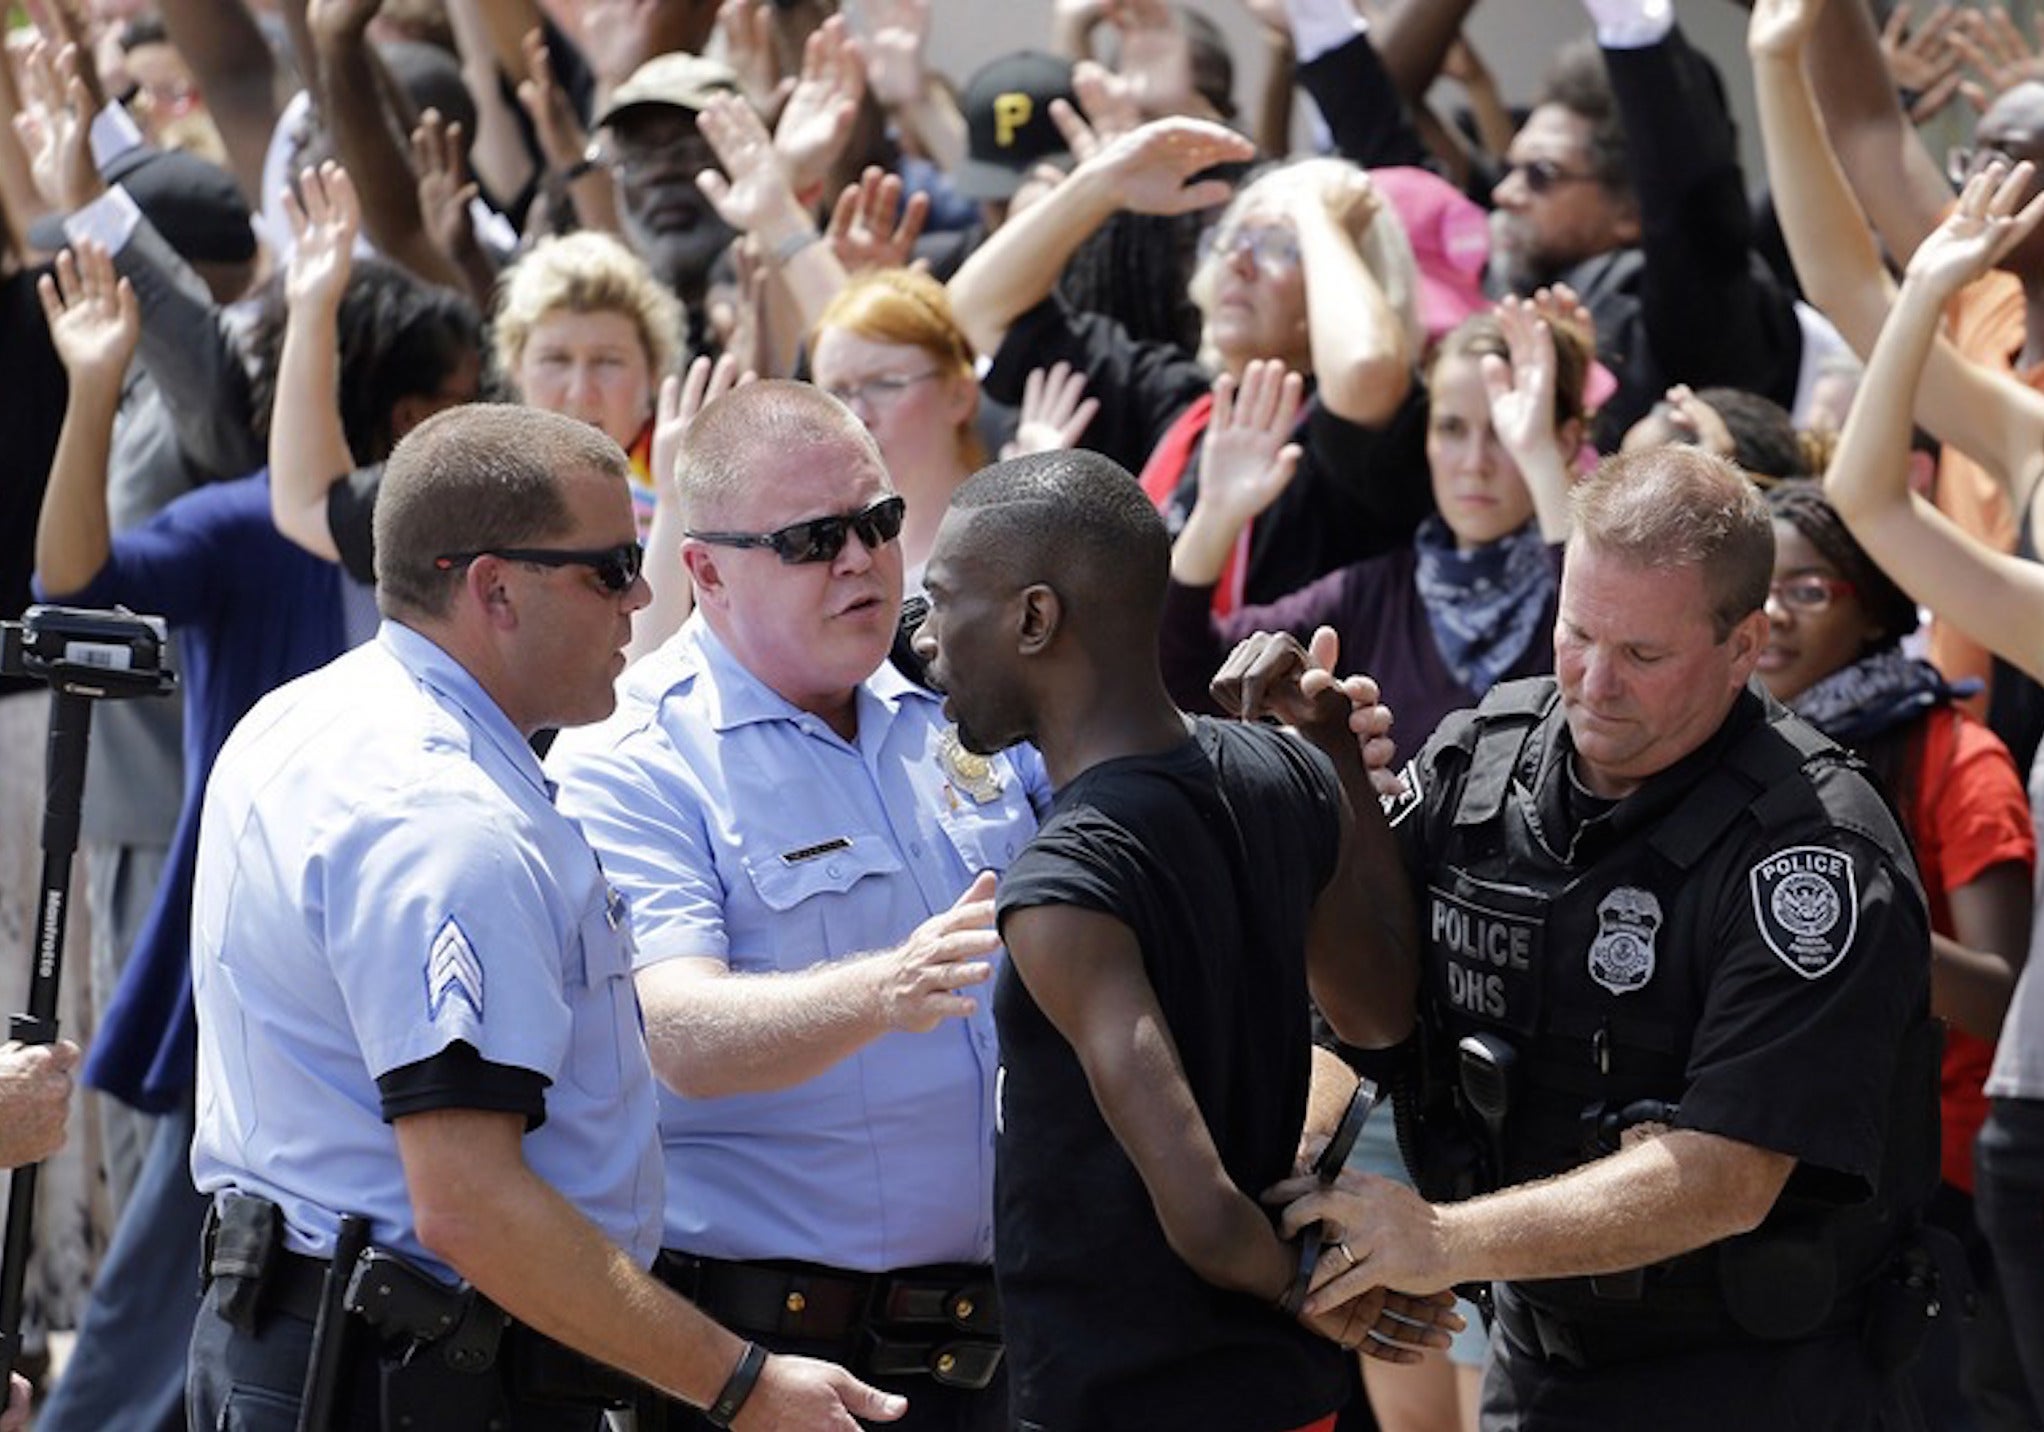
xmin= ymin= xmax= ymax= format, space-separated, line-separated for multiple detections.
xmin=1064 ymin=59 xmax=1143 ymax=159
xmin=854 ymin=0 xmax=932 ymax=111
xmin=874 ymin=870 xmax=1000 ymax=1034
xmin=281 ymin=162 xmax=360 ymax=315
xmin=695 ymin=92 xmax=808 ymax=239
xmin=651 ymin=353 xmax=755 ymax=502
xmin=825 ymin=166 xmax=929 ymax=273
xmin=1001 ymin=362 xmax=1100 ymax=460
xmin=1481 ymin=299 xmax=1560 ymax=469
xmin=36 ymin=239 xmax=138 ymax=386
xmin=1196 ymin=359 xmax=1305 ymax=530
xmin=716 ymin=0 xmax=789 ymax=119
xmin=411 ymin=110 xmax=480 ymax=269
xmin=1526 ymin=281 xmax=1594 ymax=358
xmin=1904 ymin=159 xmax=2044 ymax=297
xmin=1879 ymin=4 xmax=1964 ymax=122
xmin=1951 ymin=7 xmax=2044 ymax=112
xmin=12 ymin=36 xmax=100 ymax=213
xmin=1104 ymin=0 xmax=1199 ymax=118
xmin=774 ymin=14 xmax=865 ymax=197
xmin=1091 ymin=116 xmax=1255 ymax=216
xmin=516 ymin=27 xmax=590 ymax=175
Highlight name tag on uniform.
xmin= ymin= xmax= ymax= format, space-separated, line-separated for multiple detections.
xmin=780 ymin=837 xmax=852 ymax=866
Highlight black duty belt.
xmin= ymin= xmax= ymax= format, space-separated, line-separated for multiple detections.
xmin=200 ymin=1214 xmax=634 ymax=1407
xmin=656 ymin=1252 xmax=1003 ymax=1390
xmin=1494 ymin=1282 xmax=1864 ymax=1372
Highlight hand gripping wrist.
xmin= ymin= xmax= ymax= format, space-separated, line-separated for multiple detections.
xmin=704 ymin=1341 xmax=767 ymax=1428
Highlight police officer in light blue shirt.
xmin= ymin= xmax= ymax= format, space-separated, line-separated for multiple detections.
xmin=549 ymin=381 xmax=1046 ymax=1432
xmin=188 ymin=404 xmax=901 ymax=1432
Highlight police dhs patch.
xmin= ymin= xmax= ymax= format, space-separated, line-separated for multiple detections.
xmin=1587 ymin=886 xmax=1661 ymax=995
xmin=1750 ymin=846 xmax=1858 ymax=979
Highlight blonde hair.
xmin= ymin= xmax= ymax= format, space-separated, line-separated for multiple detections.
xmin=493 ymin=231 xmax=683 ymax=389
xmin=1188 ymin=157 xmax=1424 ymax=370
xmin=812 ymin=267 xmax=986 ymax=470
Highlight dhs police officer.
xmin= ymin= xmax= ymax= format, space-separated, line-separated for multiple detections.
xmin=187 ymin=404 xmax=901 ymax=1430
xmin=1244 ymin=446 xmax=1939 ymax=1429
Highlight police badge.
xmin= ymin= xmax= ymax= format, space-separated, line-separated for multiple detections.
xmin=1750 ymin=845 xmax=1857 ymax=979
xmin=1587 ymin=886 xmax=1661 ymax=995
xmin=937 ymin=724 xmax=1003 ymax=804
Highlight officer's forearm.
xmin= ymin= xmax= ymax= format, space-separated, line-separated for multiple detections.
xmin=634 ymin=952 xmax=905 ymax=1099
xmin=1434 ymin=1129 xmax=1793 ymax=1286
xmin=396 ymin=1108 xmax=745 ymax=1411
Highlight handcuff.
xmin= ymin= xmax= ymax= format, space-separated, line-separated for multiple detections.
xmin=1278 ymin=1075 xmax=1380 ymax=1317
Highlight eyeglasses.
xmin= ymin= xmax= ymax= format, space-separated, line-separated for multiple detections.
xmin=823 ymin=372 xmax=943 ymax=410
xmin=1200 ymin=223 xmax=1302 ymax=273
xmin=433 ymin=542 xmax=645 ymax=594
xmin=1501 ymin=157 xmax=1602 ymax=196
xmin=687 ymin=495 xmax=907 ymax=565
xmin=1767 ymin=575 xmax=1857 ymax=613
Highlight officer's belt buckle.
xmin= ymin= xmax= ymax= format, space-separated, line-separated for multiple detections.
xmin=862 ymin=1330 xmax=1003 ymax=1390
xmin=878 ymin=1276 xmax=999 ymax=1336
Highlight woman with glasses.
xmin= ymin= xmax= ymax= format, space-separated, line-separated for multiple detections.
xmin=947 ymin=117 xmax=1431 ymax=615
xmin=1162 ymin=302 xmax=1583 ymax=752
xmin=1819 ymin=161 xmax=2044 ymax=1419
xmin=1757 ymin=476 xmax=2036 ymax=1429
xmin=808 ymin=267 xmax=986 ymax=582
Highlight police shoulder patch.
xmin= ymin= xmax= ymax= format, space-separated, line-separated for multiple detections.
xmin=1749 ymin=845 xmax=1858 ymax=979
xmin=426 ymin=914 xmax=485 ymax=1024
xmin=1381 ymin=759 xmax=1424 ymax=828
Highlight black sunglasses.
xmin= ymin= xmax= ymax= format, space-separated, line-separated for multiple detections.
xmin=1502 ymin=157 xmax=1601 ymax=196
xmin=686 ymin=495 xmax=907 ymax=565
xmin=433 ymin=542 xmax=645 ymax=594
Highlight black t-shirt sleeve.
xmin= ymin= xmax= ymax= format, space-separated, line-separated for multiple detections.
xmin=376 ymin=1039 xmax=549 ymax=1130
xmin=326 ymin=463 xmax=383 ymax=586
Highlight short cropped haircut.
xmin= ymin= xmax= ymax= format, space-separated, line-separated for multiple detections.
xmin=493 ymin=231 xmax=683 ymax=388
xmin=375 ymin=403 xmax=627 ymax=619
xmin=674 ymin=380 xmax=884 ymax=528
xmin=1570 ymin=445 xmax=1773 ymax=641
xmin=1539 ymin=38 xmax=1632 ymax=203
xmin=813 ymin=267 xmax=985 ymax=470
xmin=947 ymin=449 xmax=1171 ymax=637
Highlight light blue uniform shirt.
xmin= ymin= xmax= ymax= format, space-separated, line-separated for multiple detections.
xmin=191 ymin=623 xmax=665 ymax=1275
xmin=549 ymin=618 xmax=1047 ymax=1270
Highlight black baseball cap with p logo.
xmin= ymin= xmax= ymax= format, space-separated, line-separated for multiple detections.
xmin=954 ymin=50 xmax=1075 ymax=202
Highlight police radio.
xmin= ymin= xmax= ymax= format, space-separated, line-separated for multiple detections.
xmin=0 ymin=606 xmax=177 ymax=1388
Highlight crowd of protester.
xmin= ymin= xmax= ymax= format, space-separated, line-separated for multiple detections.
xmin=2 ymin=0 xmax=2043 ymax=1426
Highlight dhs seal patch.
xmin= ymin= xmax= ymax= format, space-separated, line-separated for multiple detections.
xmin=1587 ymin=886 xmax=1661 ymax=995
xmin=1750 ymin=845 xmax=1857 ymax=979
